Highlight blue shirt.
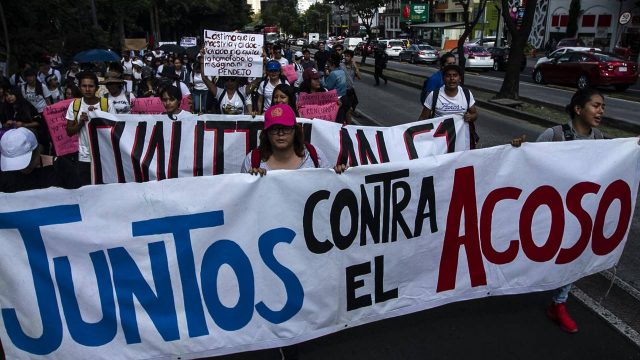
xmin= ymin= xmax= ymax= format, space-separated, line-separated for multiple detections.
xmin=426 ymin=70 xmax=444 ymax=93
xmin=321 ymin=68 xmax=347 ymax=97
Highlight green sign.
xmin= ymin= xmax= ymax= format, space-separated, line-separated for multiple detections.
xmin=400 ymin=2 xmax=429 ymax=24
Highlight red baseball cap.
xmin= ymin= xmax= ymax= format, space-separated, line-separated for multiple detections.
xmin=264 ymin=104 xmax=296 ymax=130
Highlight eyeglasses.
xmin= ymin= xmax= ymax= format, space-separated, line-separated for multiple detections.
xmin=267 ymin=126 xmax=295 ymax=135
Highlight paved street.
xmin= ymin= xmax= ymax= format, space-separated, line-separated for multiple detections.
xmin=215 ymin=71 xmax=640 ymax=360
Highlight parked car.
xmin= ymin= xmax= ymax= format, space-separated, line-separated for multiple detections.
xmin=555 ymin=37 xmax=586 ymax=50
xmin=535 ymin=47 xmax=601 ymax=69
xmin=295 ymin=38 xmax=307 ymax=46
xmin=399 ymin=44 xmax=439 ymax=64
xmin=355 ymin=41 xmax=376 ymax=56
xmin=487 ymin=47 xmax=526 ymax=71
xmin=533 ymin=51 xmax=638 ymax=91
xmin=378 ymin=39 xmax=405 ymax=59
xmin=467 ymin=36 xmax=505 ymax=48
xmin=452 ymin=45 xmax=494 ymax=69
xmin=344 ymin=37 xmax=363 ymax=51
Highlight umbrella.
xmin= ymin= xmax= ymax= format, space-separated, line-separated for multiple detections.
xmin=73 ymin=49 xmax=121 ymax=63
xmin=158 ymin=44 xmax=186 ymax=55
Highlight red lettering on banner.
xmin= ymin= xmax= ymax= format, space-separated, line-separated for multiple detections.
xmin=436 ymin=166 xmax=487 ymax=293
xmin=592 ymin=180 xmax=632 ymax=255
xmin=519 ymin=186 xmax=565 ymax=262
xmin=556 ymin=182 xmax=600 ymax=264
xmin=480 ymin=187 xmax=522 ymax=264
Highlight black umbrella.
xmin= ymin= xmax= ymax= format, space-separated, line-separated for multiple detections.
xmin=158 ymin=44 xmax=186 ymax=55
xmin=185 ymin=46 xmax=200 ymax=60
xmin=73 ymin=49 xmax=120 ymax=63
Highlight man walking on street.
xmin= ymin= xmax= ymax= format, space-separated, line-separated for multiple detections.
xmin=373 ymin=45 xmax=388 ymax=86
xmin=314 ymin=42 xmax=330 ymax=73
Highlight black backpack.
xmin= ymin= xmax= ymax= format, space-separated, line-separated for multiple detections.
xmin=419 ymin=76 xmax=431 ymax=105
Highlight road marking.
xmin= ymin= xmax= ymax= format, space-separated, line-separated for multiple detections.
xmin=599 ymin=269 xmax=640 ymax=302
xmin=571 ymin=287 xmax=640 ymax=347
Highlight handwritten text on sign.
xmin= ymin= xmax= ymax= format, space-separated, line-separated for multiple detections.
xmin=299 ymin=102 xmax=339 ymax=121
xmin=42 ymin=99 xmax=78 ymax=156
xmin=203 ymin=30 xmax=263 ymax=77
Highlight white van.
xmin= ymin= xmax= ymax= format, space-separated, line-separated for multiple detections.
xmin=344 ymin=37 xmax=363 ymax=51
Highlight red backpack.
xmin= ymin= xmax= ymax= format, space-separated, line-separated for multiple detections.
xmin=250 ymin=143 xmax=319 ymax=168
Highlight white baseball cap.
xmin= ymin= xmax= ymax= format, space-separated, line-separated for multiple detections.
xmin=0 ymin=128 xmax=38 ymax=171
xmin=295 ymin=51 xmax=303 ymax=58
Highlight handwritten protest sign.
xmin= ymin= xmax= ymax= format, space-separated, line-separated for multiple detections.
xmin=203 ymin=30 xmax=263 ymax=78
xmin=297 ymin=89 xmax=338 ymax=106
xmin=282 ymin=64 xmax=298 ymax=84
xmin=299 ymin=102 xmax=339 ymax=121
xmin=42 ymin=99 xmax=77 ymax=156
xmin=130 ymin=96 xmax=191 ymax=114
xmin=298 ymin=90 xmax=339 ymax=121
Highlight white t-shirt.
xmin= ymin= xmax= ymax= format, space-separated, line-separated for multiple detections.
xmin=65 ymin=98 xmax=116 ymax=162
xmin=107 ymin=91 xmax=136 ymax=114
xmin=122 ymin=59 xmax=133 ymax=75
xmin=165 ymin=110 xmax=194 ymax=121
xmin=240 ymin=146 xmax=332 ymax=172
xmin=294 ymin=62 xmax=304 ymax=87
xmin=191 ymin=73 xmax=210 ymax=91
xmin=216 ymin=86 xmax=250 ymax=115
xmin=257 ymin=78 xmax=289 ymax=111
xmin=175 ymin=81 xmax=191 ymax=96
xmin=275 ymin=57 xmax=289 ymax=67
xmin=424 ymin=86 xmax=475 ymax=118
xmin=22 ymin=83 xmax=51 ymax=113
xmin=37 ymin=68 xmax=62 ymax=84
xmin=49 ymin=88 xmax=62 ymax=104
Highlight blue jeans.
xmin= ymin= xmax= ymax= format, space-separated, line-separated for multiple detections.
xmin=192 ymin=89 xmax=210 ymax=114
xmin=552 ymin=283 xmax=572 ymax=303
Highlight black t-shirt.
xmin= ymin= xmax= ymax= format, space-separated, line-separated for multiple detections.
xmin=315 ymin=50 xmax=330 ymax=71
xmin=0 ymin=157 xmax=81 ymax=193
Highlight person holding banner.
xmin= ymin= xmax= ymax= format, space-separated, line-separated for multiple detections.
xmin=240 ymin=104 xmax=344 ymax=176
xmin=203 ymin=76 xmax=252 ymax=115
xmin=65 ymin=71 xmax=115 ymax=186
xmin=159 ymin=85 xmax=193 ymax=121
xmin=256 ymin=61 xmax=289 ymax=114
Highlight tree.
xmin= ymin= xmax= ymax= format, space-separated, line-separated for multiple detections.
xmin=495 ymin=0 xmax=537 ymax=99
xmin=566 ymin=0 xmax=580 ymax=38
xmin=342 ymin=0 xmax=386 ymax=63
xmin=454 ymin=0 xmax=488 ymax=71
xmin=301 ymin=3 xmax=332 ymax=34
xmin=261 ymin=0 xmax=300 ymax=35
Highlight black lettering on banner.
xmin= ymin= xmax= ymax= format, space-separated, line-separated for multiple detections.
xmin=193 ymin=121 xmax=205 ymax=176
xmin=391 ymin=181 xmax=413 ymax=242
xmin=375 ymin=131 xmax=390 ymax=163
xmin=330 ymin=189 xmax=359 ymax=250
xmin=141 ymin=121 xmax=166 ymax=181
xmin=87 ymin=118 xmax=126 ymax=184
xmin=345 ymin=262 xmax=372 ymax=311
xmin=355 ymin=130 xmax=379 ymax=165
xmin=168 ymin=121 xmax=182 ymax=179
xmin=337 ymin=127 xmax=358 ymax=167
xmin=303 ymin=190 xmax=334 ymax=254
xmin=413 ymin=176 xmax=438 ymax=237
xmin=205 ymin=121 xmax=236 ymax=175
xmin=131 ymin=122 xmax=148 ymax=182
xmin=433 ymin=117 xmax=457 ymax=153
xmin=365 ymin=170 xmax=410 ymax=243
xmin=360 ymin=184 xmax=381 ymax=246
xmin=403 ymin=123 xmax=434 ymax=160
xmin=302 ymin=123 xmax=313 ymax=143
xmin=236 ymin=121 xmax=263 ymax=155
xmin=374 ymin=255 xmax=398 ymax=303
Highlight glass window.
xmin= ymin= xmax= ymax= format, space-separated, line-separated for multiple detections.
xmin=597 ymin=15 xmax=612 ymax=27
xmin=582 ymin=15 xmax=596 ymax=27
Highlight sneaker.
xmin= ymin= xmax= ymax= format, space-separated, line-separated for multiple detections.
xmin=547 ymin=303 xmax=578 ymax=333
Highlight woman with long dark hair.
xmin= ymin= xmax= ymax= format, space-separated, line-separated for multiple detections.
xmin=0 ymin=86 xmax=41 ymax=131
xmin=271 ymin=84 xmax=298 ymax=116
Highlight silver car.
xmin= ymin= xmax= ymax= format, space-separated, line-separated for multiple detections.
xmin=399 ymin=44 xmax=439 ymax=64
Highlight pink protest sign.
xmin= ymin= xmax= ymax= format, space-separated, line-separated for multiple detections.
xmin=131 ymin=96 xmax=192 ymax=114
xmin=282 ymin=64 xmax=298 ymax=84
xmin=43 ymin=99 xmax=78 ymax=156
xmin=297 ymin=90 xmax=338 ymax=107
xmin=298 ymin=102 xmax=339 ymax=121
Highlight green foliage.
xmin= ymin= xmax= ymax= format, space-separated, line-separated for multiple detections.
xmin=300 ymin=3 xmax=332 ymax=34
xmin=566 ymin=0 xmax=580 ymax=38
xmin=261 ymin=0 xmax=300 ymax=34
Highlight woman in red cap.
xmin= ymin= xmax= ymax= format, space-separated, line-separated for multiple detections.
xmin=241 ymin=104 xmax=346 ymax=175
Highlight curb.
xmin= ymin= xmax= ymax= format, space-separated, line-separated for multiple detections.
xmin=358 ymin=65 xmax=640 ymax=134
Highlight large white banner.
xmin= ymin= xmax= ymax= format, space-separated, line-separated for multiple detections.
xmin=202 ymin=30 xmax=263 ymax=77
xmin=0 ymin=139 xmax=638 ymax=359
xmin=87 ymin=113 xmax=469 ymax=184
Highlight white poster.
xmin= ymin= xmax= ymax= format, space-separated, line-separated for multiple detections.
xmin=180 ymin=37 xmax=197 ymax=47
xmin=87 ymin=113 xmax=470 ymax=184
xmin=203 ymin=30 xmax=264 ymax=77
xmin=0 ymin=138 xmax=638 ymax=359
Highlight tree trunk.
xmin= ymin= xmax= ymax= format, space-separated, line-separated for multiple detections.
xmin=0 ymin=1 xmax=9 ymax=75
xmin=90 ymin=0 xmax=100 ymax=29
xmin=154 ymin=4 xmax=161 ymax=42
xmin=496 ymin=0 xmax=537 ymax=99
xmin=118 ymin=16 xmax=126 ymax=52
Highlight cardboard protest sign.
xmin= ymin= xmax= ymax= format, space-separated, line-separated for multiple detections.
xmin=297 ymin=90 xmax=338 ymax=107
xmin=282 ymin=64 xmax=298 ymax=84
xmin=1 ymin=138 xmax=637 ymax=359
xmin=298 ymin=102 xmax=339 ymax=121
xmin=203 ymin=30 xmax=263 ymax=78
xmin=130 ymin=96 xmax=192 ymax=114
xmin=42 ymin=99 xmax=78 ymax=156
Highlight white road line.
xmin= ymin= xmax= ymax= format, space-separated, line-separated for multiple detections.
xmin=599 ymin=269 xmax=640 ymax=302
xmin=571 ymin=287 xmax=640 ymax=348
